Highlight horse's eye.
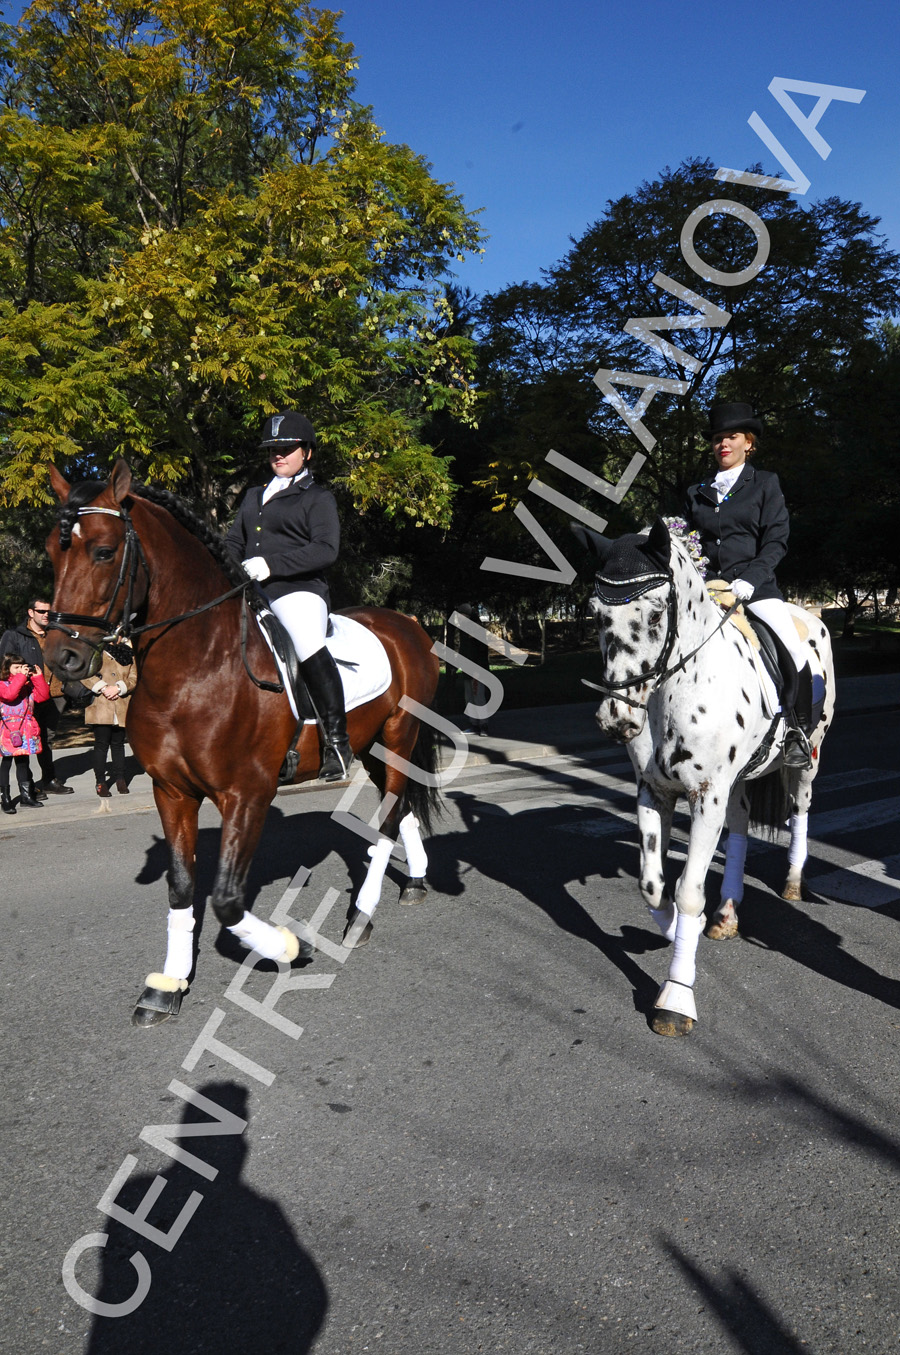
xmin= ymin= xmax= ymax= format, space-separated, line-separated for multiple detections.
xmin=649 ymin=609 xmax=664 ymax=627
xmin=93 ymin=546 xmax=116 ymax=563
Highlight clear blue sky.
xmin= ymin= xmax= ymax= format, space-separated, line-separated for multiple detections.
xmin=3 ymin=0 xmax=898 ymax=299
xmin=335 ymin=0 xmax=900 ymax=297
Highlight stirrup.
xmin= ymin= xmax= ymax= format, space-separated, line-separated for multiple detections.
xmin=782 ymin=726 xmax=812 ymax=769
xmin=319 ymin=741 xmax=352 ymax=781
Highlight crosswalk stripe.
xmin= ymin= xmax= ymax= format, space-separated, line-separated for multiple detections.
xmin=814 ymin=768 xmax=900 ymax=792
xmin=461 ymin=756 xmax=899 ymax=909
xmin=449 ymin=763 xmax=632 ymax=799
xmin=808 ymin=854 xmax=900 ymax=908
xmin=808 ymin=796 xmax=900 ymax=837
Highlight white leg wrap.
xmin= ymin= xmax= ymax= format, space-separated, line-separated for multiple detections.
xmin=163 ymin=907 xmax=195 ymax=980
xmin=668 ymin=911 xmax=706 ymax=988
xmin=788 ymin=812 xmax=809 ymax=869
xmin=721 ymin=833 xmax=748 ymax=904
xmin=398 ymin=812 xmax=428 ymax=878
xmin=655 ymin=980 xmax=698 ymax=1021
xmin=354 ymin=837 xmax=395 ymax=917
xmin=228 ymin=910 xmax=293 ymax=961
xmin=649 ymin=902 xmax=677 ymax=942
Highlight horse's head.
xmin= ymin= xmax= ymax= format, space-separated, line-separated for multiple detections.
xmin=44 ymin=459 xmax=144 ymax=680
xmin=573 ymin=518 xmax=673 ymax=743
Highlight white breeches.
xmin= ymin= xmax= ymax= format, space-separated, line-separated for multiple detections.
xmin=746 ymin=597 xmax=807 ymax=669
xmin=269 ymin=591 xmax=329 ymax=662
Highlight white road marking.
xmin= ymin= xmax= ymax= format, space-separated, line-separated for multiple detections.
xmin=813 ymin=768 xmax=899 ymax=792
xmin=808 ymin=855 xmax=900 ymax=908
xmin=808 ymin=797 xmax=900 ymax=837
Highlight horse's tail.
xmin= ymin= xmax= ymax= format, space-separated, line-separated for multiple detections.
xmin=746 ymin=767 xmax=791 ymax=841
xmin=398 ymin=713 xmax=443 ymax=838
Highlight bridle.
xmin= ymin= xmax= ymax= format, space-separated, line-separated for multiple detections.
xmin=47 ymin=504 xmax=254 ymax=673
xmin=583 ymin=574 xmax=740 ymax=710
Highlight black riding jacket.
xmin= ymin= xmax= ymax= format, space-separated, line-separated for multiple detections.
xmin=685 ymin=463 xmax=789 ymax=602
xmin=225 ymin=472 xmax=340 ymax=605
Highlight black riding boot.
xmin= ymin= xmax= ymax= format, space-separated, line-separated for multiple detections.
xmin=301 ymin=647 xmax=353 ymax=781
xmin=782 ymin=662 xmax=814 ymax=769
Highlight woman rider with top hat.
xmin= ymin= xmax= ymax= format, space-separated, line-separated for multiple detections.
xmin=226 ymin=410 xmax=351 ymax=780
xmin=685 ymin=401 xmax=814 ymax=768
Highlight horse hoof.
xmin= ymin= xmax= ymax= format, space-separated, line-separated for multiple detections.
xmin=706 ymin=916 xmax=739 ymax=940
xmin=274 ymin=926 xmax=313 ymax=963
xmin=132 ymin=978 xmax=187 ymax=1027
xmin=651 ymin=1009 xmax=695 ymax=1037
xmin=342 ymin=910 xmax=373 ymax=948
xmin=782 ymin=878 xmax=804 ymax=903
xmin=399 ymin=878 xmax=428 ymax=906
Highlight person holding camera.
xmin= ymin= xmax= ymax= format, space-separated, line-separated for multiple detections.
xmin=0 ymin=598 xmax=74 ymax=794
xmin=0 ymin=652 xmax=50 ymax=812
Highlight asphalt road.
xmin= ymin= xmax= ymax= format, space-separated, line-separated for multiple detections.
xmin=2 ymin=709 xmax=899 ymax=1354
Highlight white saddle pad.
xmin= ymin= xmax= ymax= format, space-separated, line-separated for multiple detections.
xmin=258 ymin=612 xmax=392 ymax=721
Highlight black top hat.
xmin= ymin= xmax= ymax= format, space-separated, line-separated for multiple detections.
xmin=259 ymin=410 xmax=316 ymax=448
xmin=706 ymin=402 xmax=762 ymax=438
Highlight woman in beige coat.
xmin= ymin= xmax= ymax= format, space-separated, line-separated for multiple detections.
xmin=81 ymin=643 xmax=137 ymax=796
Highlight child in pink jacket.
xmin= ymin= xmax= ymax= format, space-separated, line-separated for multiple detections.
xmin=0 ymin=651 xmax=50 ymax=812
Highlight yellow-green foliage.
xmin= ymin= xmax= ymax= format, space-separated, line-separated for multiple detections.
xmin=0 ymin=1 xmax=483 ymax=524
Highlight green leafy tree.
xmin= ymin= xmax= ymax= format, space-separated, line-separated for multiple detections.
xmin=476 ymin=158 xmax=900 ymax=525
xmin=0 ymin=1 xmax=483 ymax=524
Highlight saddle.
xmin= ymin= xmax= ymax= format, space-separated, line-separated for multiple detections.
xmin=254 ymin=610 xmax=392 ymax=783
xmin=256 ymin=612 xmax=346 ymax=783
xmin=706 ymin=582 xmax=826 ymax=732
xmin=256 ymin=609 xmax=328 ymax=723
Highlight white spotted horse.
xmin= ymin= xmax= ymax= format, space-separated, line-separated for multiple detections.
xmin=572 ymin=518 xmax=834 ymax=1037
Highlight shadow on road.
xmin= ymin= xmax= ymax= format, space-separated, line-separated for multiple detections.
xmin=664 ymin=1239 xmax=807 ymax=1354
xmin=734 ymin=880 xmax=900 ymax=1012
xmin=86 ymin=1082 xmax=327 ymax=1355
xmin=434 ymin=790 xmax=661 ymax=1014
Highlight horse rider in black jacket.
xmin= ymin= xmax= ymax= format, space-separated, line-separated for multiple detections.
xmin=686 ymin=402 xmax=814 ymax=769
xmin=226 ymin=411 xmax=352 ymax=780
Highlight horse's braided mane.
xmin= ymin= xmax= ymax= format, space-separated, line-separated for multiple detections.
xmin=130 ymin=482 xmax=248 ymax=590
xmin=57 ymin=477 xmax=248 ymax=591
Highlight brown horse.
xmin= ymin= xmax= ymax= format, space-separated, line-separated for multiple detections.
xmin=44 ymin=460 xmax=442 ymax=1026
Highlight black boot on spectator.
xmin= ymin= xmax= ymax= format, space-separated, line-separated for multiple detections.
xmin=41 ymin=778 xmax=74 ymax=795
xmin=19 ymin=783 xmax=44 ymax=808
xmin=1 ymin=793 xmax=15 ymax=815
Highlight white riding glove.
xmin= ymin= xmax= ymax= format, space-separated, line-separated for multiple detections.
xmin=731 ymin=579 xmax=754 ymax=602
xmin=242 ymin=556 xmax=270 ymax=582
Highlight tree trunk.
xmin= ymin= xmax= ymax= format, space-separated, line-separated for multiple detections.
xmin=842 ymin=587 xmax=858 ymax=638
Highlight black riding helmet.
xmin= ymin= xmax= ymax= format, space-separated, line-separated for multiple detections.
xmin=259 ymin=410 xmax=316 ymax=448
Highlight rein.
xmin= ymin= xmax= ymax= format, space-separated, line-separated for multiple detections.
xmin=583 ymin=579 xmax=741 ymax=710
xmin=49 ymin=504 xmax=282 ymax=691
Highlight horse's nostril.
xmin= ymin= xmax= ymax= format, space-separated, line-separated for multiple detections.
xmin=58 ymin=647 xmax=88 ymax=677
